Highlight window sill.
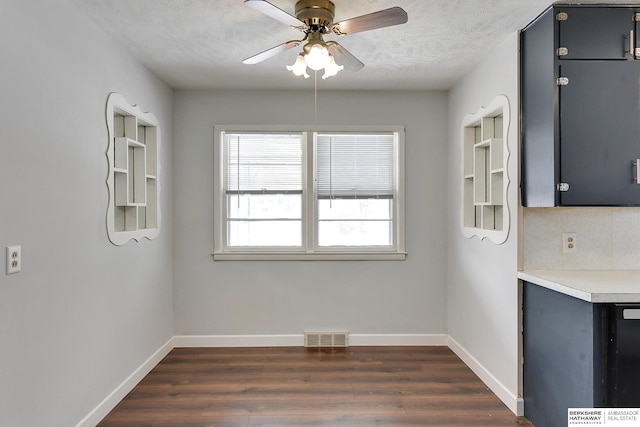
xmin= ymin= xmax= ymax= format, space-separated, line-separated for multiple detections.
xmin=212 ymin=252 xmax=407 ymax=261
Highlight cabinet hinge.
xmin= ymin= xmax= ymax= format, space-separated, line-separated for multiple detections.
xmin=556 ymin=12 xmax=568 ymax=21
xmin=557 ymin=183 xmax=570 ymax=192
xmin=556 ymin=47 xmax=569 ymax=57
xmin=633 ymin=12 xmax=640 ymax=22
xmin=556 ymin=77 xmax=569 ymax=86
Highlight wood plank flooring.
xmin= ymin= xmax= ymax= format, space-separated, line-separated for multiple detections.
xmin=98 ymin=346 xmax=533 ymax=426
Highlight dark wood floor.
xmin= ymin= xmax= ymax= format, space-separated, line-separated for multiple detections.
xmin=98 ymin=346 xmax=533 ymax=426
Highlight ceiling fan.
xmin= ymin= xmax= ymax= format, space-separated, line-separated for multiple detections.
xmin=242 ymin=0 xmax=408 ymax=79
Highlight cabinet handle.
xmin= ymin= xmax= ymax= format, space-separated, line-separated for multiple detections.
xmin=629 ymin=30 xmax=636 ymax=58
xmin=634 ymin=160 xmax=640 ymax=184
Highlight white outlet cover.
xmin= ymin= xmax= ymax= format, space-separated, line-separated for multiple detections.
xmin=562 ymin=233 xmax=577 ymax=254
xmin=6 ymin=245 xmax=21 ymax=274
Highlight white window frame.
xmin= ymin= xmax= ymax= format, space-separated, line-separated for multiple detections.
xmin=213 ymin=125 xmax=406 ymax=261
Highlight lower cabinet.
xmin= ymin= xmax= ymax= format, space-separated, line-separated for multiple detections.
xmin=524 ymin=282 xmax=640 ymax=426
xmin=523 ymin=282 xmax=606 ymax=427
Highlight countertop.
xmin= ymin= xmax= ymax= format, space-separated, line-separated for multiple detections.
xmin=518 ymin=270 xmax=640 ymax=303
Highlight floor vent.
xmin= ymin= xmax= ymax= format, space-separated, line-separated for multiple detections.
xmin=304 ymin=331 xmax=349 ymax=348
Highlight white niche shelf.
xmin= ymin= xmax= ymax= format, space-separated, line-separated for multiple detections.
xmin=461 ymin=95 xmax=510 ymax=244
xmin=106 ymin=93 xmax=161 ymax=245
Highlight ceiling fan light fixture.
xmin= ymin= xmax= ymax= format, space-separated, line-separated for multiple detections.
xmin=243 ymin=0 xmax=408 ymax=80
xmin=287 ymin=54 xmax=310 ymax=78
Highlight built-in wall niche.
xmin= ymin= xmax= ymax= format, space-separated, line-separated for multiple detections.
xmin=106 ymin=93 xmax=161 ymax=245
xmin=461 ymin=95 xmax=510 ymax=244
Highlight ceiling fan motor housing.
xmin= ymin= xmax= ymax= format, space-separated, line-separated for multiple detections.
xmin=295 ymin=0 xmax=335 ymax=29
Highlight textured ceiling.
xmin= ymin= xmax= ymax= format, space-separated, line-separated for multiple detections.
xmin=73 ymin=0 xmax=628 ymax=90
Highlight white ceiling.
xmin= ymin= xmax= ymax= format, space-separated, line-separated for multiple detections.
xmin=73 ymin=0 xmax=627 ymax=91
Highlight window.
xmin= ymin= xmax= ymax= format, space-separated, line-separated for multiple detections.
xmin=223 ymin=132 xmax=304 ymax=247
xmin=316 ymin=133 xmax=395 ymax=247
xmin=214 ymin=126 xmax=405 ymax=260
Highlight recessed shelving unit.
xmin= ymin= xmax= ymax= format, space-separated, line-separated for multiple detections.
xmin=461 ymin=95 xmax=510 ymax=244
xmin=106 ymin=93 xmax=161 ymax=245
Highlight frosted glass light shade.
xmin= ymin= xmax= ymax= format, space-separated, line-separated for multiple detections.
xmin=287 ymin=54 xmax=310 ymax=78
xmin=305 ymin=44 xmax=330 ymax=71
xmin=322 ymin=56 xmax=344 ymax=79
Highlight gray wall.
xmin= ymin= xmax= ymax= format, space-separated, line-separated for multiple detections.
xmin=172 ymin=90 xmax=449 ymax=336
xmin=446 ymin=33 xmax=521 ymax=410
xmin=0 ymin=1 xmax=528 ymax=423
xmin=0 ymin=1 xmax=174 ymax=425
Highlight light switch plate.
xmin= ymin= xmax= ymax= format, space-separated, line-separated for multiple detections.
xmin=6 ymin=245 xmax=21 ymax=274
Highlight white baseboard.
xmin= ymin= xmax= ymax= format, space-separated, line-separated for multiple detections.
xmin=447 ymin=336 xmax=523 ymax=416
xmin=173 ymin=334 xmax=303 ymax=347
xmin=75 ymin=337 xmax=174 ymax=427
xmin=173 ymin=333 xmax=448 ymax=348
xmin=350 ymin=333 xmax=448 ymax=346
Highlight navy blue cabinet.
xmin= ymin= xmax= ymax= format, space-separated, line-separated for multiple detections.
xmin=523 ymin=282 xmax=606 ymax=427
xmin=559 ymin=60 xmax=640 ymax=205
xmin=558 ymin=7 xmax=636 ymax=60
xmin=521 ymin=5 xmax=640 ymax=206
xmin=523 ymin=282 xmax=640 ymax=426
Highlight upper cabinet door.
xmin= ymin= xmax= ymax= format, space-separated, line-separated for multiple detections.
xmin=558 ymin=7 xmax=636 ymax=60
xmin=559 ymin=61 xmax=640 ymax=206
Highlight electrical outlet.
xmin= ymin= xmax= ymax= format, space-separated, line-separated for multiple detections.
xmin=562 ymin=233 xmax=577 ymax=254
xmin=6 ymin=245 xmax=21 ymax=274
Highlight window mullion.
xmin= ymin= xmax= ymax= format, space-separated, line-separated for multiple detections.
xmin=305 ymin=132 xmax=315 ymax=252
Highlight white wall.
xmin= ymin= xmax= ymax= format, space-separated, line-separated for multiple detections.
xmin=172 ymin=89 xmax=448 ymax=338
xmin=0 ymin=1 xmax=174 ymax=426
xmin=524 ymin=207 xmax=640 ymax=269
xmin=447 ymin=34 xmax=522 ymax=413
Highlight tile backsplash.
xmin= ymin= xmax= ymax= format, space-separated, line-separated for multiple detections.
xmin=523 ymin=207 xmax=640 ymax=270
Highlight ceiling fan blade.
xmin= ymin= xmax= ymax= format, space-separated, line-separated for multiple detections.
xmin=330 ymin=7 xmax=408 ymax=36
xmin=327 ymin=42 xmax=364 ymax=72
xmin=242 ymin=40 xmax=301 ymax=65
xmin=244 ymin=0 xmax=304 ymax=27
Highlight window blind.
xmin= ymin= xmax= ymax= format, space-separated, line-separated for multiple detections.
xmin=316 ymin=133 xmax=395 ymax=199
xmin=224 ymin=133 xmax=303 ymax=194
